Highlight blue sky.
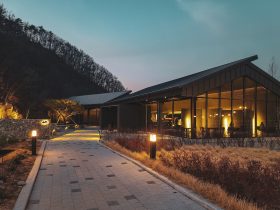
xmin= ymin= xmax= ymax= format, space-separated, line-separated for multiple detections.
xmin=1 ymin=0 xmax=280 ymax=91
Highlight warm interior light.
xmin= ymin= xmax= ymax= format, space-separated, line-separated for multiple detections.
xmin=185 ymin=116 xmax=191 ymax=128
xmin=252 ymin=116 xmax=255 ymax=137
xmin=149 ymin=134 xmax=157 ymax=142
xmin=223 ymin=117 xmax=229 ymax=136
xmin=31 ymin=130 xmax=37 ymax=137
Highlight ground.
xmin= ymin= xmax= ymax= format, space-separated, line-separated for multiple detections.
xmin=26 ymin=129 xmax=206 ymax=210
xmin=0 ymin=140 xmax=41 ymax=210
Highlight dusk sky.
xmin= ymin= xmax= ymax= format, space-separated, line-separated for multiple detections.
xmin=1 ymin=0 xmax=279 ymax=91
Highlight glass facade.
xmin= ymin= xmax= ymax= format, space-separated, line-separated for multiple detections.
xmin=147 ymin=103 xmax=157 ymax=131
xmin=147 ymin=76 xmax=280 ymax=138
xmin=83 ymin=108 xmax=100 ymax=125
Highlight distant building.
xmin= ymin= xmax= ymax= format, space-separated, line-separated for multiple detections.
xmin=70 ymin=91 xmax=130 ymax=128
xmin=74 ymin=55 xmax=280 ymax=138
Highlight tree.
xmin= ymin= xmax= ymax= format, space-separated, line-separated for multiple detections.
xmin=268 ymin=56 xmax=279 ymax=79
xmin=0 ymin=4 xmax=125 ymax=93
xmin=44 ymin=99 xmax=84 ymax=125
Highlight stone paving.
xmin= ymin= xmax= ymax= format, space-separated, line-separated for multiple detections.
xmin=26 ymin=130 xmax=206 ymax=210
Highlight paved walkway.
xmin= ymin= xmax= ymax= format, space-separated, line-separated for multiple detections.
xmin=27 ymin=130 xmax=205 ymax=210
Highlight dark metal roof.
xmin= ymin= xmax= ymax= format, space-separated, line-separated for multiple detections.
xmin=111 ymin=55 xmax=258 ymax=103
xmin=70 ymin=91 xmax=131 ymax=105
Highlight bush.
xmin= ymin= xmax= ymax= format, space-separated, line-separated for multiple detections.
xmin=159 ymin=147 xmax=280 ymax=209
xmin=114 ymin=136 xmax=148 ymax=153
xmin=0 ymin=134 xmax=18 ymax=147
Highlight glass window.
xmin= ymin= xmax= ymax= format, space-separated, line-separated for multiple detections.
xmin=208 ymin=89 xmax=220 ymax=137
xmin=256 ymin=86 xmax=266 ymax=136
xmin=161 ymin=101 xmax=173 ymax=129
xmin=221 ymin=83 xmax=231 ymax=137
xmin=232 ymin=78 xmax=243 ymax=131
xmin=89 ymin=108 xmax=100 ymax=125
xmin=174 ymin=99 xmax=191 ymax=137
xmin=196 ymin=94 xmax=206 ymax=138
xmin=147 ymin=103 xmax=157 ymax=130
xmin=267 ymin=90 xmax=277 ymax=134
xmin=244 ymin=78 xmax=256 ymax=136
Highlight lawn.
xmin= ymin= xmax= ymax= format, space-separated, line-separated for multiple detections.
xmin=104 ymin=137 xmax=280 ymax=210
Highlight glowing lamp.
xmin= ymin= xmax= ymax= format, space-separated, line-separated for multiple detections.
xmin=40 ymin=119 xmax=50 ymax=126
xmin=31 ymin=130 xmax=37 ymax=137
xmin=149 ymin=133 xmax=157 ymax=159
xmin=31 ymin=130 xmax=37 ymax=155
xmin=149 ymin=134 xmax=157 ymax=142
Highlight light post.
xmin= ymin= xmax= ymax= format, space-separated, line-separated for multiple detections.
xmin=31 ymin=130 xmax=37 ymax=156
xmin=149 ymin=133 xmax=157 ymax=159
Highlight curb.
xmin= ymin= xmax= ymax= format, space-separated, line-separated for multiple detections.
xmin=99 ymin=141 xmax=222 ymax=210
xmin=13 ymin=141 xmax=47 ymax=210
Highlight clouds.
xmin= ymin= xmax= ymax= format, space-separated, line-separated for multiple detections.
xmin=176 ymin=0 xmax=228 ymax=34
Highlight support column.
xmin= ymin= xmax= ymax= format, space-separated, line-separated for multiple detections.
xmin=242 ymin=77 xmax=245 ymax=134
xmin=172 ymin=100 xmax=175 ymax=126
xmin=218 ymin=87 xmax=222 ymax=137
xmin=230 ymin=81 xmax=233 ymax=137
xmin=265 ymin=89 xmax=268 ymax=127
xmin=145 ymin=104 xmax=148 ymax=132
xmin=157 ymin=101 xmax=162 ymax=133
xmin=254 ymin=83 xmax=257 ymax=137
xmin=191 ymin=97 xmax=197 ymax=139
xmin=205 ymin=92 xmax=208 ymax=137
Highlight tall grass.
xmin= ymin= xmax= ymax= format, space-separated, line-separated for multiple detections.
xmin=160 ymin=148 xmax=280 ymax=209
xmin=105 ymin=140 xmax=261 ymax=210
xmin=111 ymin=137 xmax=280 ymax=209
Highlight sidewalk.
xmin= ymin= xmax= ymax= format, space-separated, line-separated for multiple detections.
xmin=26 ymin=130 xmax=206 ymax=210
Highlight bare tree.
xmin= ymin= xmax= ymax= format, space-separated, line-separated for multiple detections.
xmin=268 ymin=56 xmax=279 ymax=79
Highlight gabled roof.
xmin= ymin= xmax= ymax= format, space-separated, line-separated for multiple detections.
xmin=70 ymin=91 xmax=130 ymax=106
xmin=112 ymin=55 xmax=259 ymax=103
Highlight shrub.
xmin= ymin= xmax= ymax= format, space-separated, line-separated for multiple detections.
xmin=0 ymin=134 xmax=18 ymax=147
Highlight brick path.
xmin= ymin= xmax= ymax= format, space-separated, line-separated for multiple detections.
xmin=26 ymin=130 xmax=206 ymax=210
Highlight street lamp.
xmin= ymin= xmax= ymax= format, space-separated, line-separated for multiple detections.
xmin=31 ymin=130 xmax=37 ymax=155
xmin=149 ymin=133 xmax=157 ymax=159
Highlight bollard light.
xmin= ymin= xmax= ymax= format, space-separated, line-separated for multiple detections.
xmin=31 ymin=130 xmax=37 ymax=155
xmin=31 ymin=130 xmax=37 ymax=137
xmin=149 ymin=133 xmax=157 ymax=159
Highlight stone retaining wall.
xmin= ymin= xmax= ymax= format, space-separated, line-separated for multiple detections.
xmin=0 ymin=119 xmax=55 ymax=140
xmin=102 ymin=131 xmax=280 ymax=150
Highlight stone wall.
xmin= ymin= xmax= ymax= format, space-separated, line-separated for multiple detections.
xmin=0 ymin=119 xmax=55 ymax=140
xmin=102 ymin=131 xmax=280 ymax=151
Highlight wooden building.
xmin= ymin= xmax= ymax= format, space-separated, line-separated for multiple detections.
xmin=105 ymin=55 xmax=280 ymax=138
xmin=70 ymin=91 xmax=130 ymax=127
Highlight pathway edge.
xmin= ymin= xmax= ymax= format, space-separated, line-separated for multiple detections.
xmin=100 ymin=140 xmax=222 ymax=210
xmin=13 ymin=140 xmax=47 ymax=210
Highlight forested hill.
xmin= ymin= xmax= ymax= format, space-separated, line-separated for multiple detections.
xmin=0 ymin=5 xmax=125 ymax=118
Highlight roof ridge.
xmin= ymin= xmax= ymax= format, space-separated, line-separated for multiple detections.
xmin=129 ymin=55 xmax=258 ymax=96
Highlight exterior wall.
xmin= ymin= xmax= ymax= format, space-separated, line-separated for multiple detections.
xmin=82 ymin=106 xmax=100 ymax=125
xmin=117 ymin=103 xmax=145 ymax=131
xmin=100 ymin=106 xmax=118 ymax=130
xmin=0 ymin=119 xmax=54 ymax=139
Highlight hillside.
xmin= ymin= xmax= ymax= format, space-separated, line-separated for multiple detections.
xmin=0 ymin=5 xmax=124 ymax=118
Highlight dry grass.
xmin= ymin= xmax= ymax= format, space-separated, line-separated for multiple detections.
xmin=179 ymin=145 xmax=280 ymax=165
xmin=104 ymin=141 xmax=261 ymax=210
xmin=0 ymin=140 xmax=41 ymax=210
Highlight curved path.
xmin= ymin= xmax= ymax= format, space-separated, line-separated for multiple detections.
xmin=27 ymin=130 xmax=206 ymax=210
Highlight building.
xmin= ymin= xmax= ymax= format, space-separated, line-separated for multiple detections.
xmin=70 ymin=91 xmax=130 ymax=127
xmin=105 ymin=55 xmax=280 ymax=138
